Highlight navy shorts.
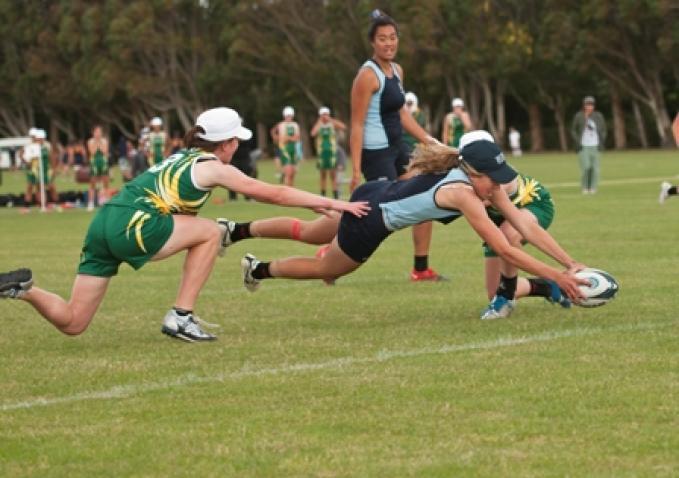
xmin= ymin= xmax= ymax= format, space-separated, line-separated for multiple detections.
xmin=361 ymin=142 xmax=411 ymax=181
xmin=337 ymin=181 xmax=392 ymax=263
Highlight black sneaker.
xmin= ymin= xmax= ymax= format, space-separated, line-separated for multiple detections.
xmin=0 ymin=268 xmax=33 ymax=299
xmin=161 ymin=309 xmax=218 ymax=342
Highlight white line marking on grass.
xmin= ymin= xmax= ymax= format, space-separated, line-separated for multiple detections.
xmin=1 ymin=321 xmax=675 ymax=412
xmin=546 ymin=175 xmax=679 ymax=189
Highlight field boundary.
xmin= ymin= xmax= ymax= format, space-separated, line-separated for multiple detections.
xmin=2 ymin=320 xmax=675 ymax=412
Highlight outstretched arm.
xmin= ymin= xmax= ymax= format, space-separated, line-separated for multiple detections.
xmin=194 ymin=161 xmax=370 ymax=217
xmin=489 ymin=190 xmax=584 ymax=272
xmin=436 ymin=186 xmax=586 ymax=300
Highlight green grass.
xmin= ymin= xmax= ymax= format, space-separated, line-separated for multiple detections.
xmin=1 ymin=151 xmax=678 ymax=477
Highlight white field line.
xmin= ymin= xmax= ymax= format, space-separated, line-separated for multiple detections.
xmin=1 ymin=321 xmax=675 ymax=412
xmin=546 ymin=175 xmax=679 ymax=189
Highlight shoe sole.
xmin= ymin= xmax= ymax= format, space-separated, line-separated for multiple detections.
xmin=0 ymin=270 xmax=33 ymax=297
xmin=161 ymin=326 xmax=216 ymax=342
xmin=241 ymin=255 xmax=260 ymax=292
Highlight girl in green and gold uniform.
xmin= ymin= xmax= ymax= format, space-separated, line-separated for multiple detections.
xmin=277 ymin=106 xmax=301 ymax=186
xmin=442 ymin=98 xmax=472 ymax=148
xmin=311 ymin=106 xmax=346 ymax=199
xmin=0 ymin=107 xmax=370 ymax=342
xmin=147 ymin=117 xmax=168 ymax=167
xmin=87 ymin=125 xmax=110 ymax=211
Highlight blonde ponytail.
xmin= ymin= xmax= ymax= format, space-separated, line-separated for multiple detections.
xmin=407 ymin=142 xmax=461 ymax=174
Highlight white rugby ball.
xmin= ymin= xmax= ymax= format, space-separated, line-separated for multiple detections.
xmin=575 ymin=268 xmax=619 ymax=308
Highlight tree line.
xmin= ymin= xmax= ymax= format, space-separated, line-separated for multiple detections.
xmin=1 ymin=0 xmax=677 ymax=153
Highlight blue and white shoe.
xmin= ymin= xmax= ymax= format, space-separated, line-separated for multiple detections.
xmin=545 ymin=280 xmax=571 ymax=308
xmin=480 ymin=295 xmax=516 ymax=320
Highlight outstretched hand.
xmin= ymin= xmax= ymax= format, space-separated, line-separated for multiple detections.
xmin=318 ymin=200 xmax=371 ymax=218
xmin=556 ymin=271 xmax=589 ymax=303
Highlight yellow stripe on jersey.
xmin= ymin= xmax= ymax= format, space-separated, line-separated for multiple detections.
xmin=126 ymin=210 xmax=151 ymax=253
xmin=512 ymin=176 xmax=541 ymax=207
xmin=142 ymin=158 xmax=209 ymax=214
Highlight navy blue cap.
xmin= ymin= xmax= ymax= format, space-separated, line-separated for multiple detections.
xmin=459 ymin=140 xmax=517 ymax=184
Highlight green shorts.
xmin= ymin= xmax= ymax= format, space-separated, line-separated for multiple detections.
xmin=26 ymin=170 xmax=54 ymax=185
xmin=90 ymin=157 xmax=109 ymax=177
xmin=78 ymin=205 xmax=174 ymax=277
xmin=483 ymin=196 xmax=554 ymax=258
xmin=317 ymin=149 xmax=337 ymax=170
xmin=280 ymin=144 xmax=299 ymax=166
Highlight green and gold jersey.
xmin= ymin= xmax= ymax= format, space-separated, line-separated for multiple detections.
xmin=447 ymin=114 xmax=464 ymax=148
xmin=486 ymin=173 xmax=552 ymax=221
xmin=108 ymin=148 xmax=214 ymax=215
xmin=316 ymin=123 xmax=337 ymax=157
xmin=148 ymin=131 xmax=166 ymax=166
xmin=403 ymin=109 xmax=426 ymax=148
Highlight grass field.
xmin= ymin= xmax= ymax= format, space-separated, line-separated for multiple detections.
xmin=1 ymin=150 xmax=678 ymax=477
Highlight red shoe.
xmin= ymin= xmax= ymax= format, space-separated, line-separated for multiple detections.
xmin=410 ymin=268 xmax=449 ymax=282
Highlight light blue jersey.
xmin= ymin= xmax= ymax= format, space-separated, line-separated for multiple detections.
xmin=379 ymin=168 xmax=470 ymax=230
xmin=362 ymin=60 xmax=405 ymax=150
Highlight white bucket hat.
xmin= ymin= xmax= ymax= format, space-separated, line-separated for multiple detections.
xmin=195 ymin=107 xmax=252 ymax=142
xmin=452 ymin=98 xmax=464 ymax=108
xmin=282 ymin=106 xmax=295 ymax=118
xmin=35 ymin=129 xmax=47 ymax=140
xmin=318 ymin=106 xmax=330 ymax=116
xmin=28 ymin=127 xmax=39 ymax=137
xmin=150 ymin=116 xmax=163 ymax=126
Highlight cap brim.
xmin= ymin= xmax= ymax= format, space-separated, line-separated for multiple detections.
xmin=235 ymin=126 xmax=252 ymax=141
xmin=487 ymin=163 xmax=517 ymax=184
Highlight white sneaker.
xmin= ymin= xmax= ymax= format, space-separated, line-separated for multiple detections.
xmin=216 ymin=218 xmax=236 ymax=256
xmin=659 ymin=181 xmax=671 ymax=204
xmin=241 ymin=253 xmax=261 ymax=292
xmin=161 ymin=309 xmax=217 ymax=342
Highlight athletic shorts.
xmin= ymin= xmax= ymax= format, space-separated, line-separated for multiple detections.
xmin=78 ymin=205 xmax=174 ymax=277
xmin=361 ymin=141 xmax=411 ymax=181
xmin=337 ymin=181 xmax=392 ymax=263
xmin=26 ymin=170 xmax=53 ymax=185
xmin=280 ymin=144 xmax=299 ymax=166
xmin=317 ymin=149 xmax=337 ymax=170
xmin=90 ymin=157 xmax=109 ymax=177
xmin=483 ymin=195 xmax=555 ymax=257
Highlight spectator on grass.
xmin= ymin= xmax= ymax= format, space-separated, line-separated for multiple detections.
xmin=571 ymin=96 xmax=606 ymax=195
xmin=311 ymin=106 xmax=346 ymax=199
xmin=402 ymin=91 xmax=427 ymax=154
xmin=508 ymin=127 xmax=522 ymax=157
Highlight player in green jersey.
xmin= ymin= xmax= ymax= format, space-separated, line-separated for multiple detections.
xmin=20 ymin=128 xmax=58 ymax=209
xmin=311 ymin=106 xmax=346 ymax=199
xmin=278 ymin=106 xmax=301 ymax=186
xmin=87 ymin=125 xmax=110 ymax=211
xmin=0 ymin=107 xmax=370 ymax=343
xmin=147 ymin=117 xmax=168 ymax=167
xmin=442 ymin=98 xmax=472 ymax=148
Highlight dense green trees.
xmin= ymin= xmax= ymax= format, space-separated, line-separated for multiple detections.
xmin=1 ymin=0 xmax=677 ymax=150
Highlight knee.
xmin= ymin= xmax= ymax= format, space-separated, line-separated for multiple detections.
xmin=61 ymin=319 xmax=91 ymax=336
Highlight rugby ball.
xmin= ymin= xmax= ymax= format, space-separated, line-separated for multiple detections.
xmin=574 ymin=268 xmax=619 ymax=308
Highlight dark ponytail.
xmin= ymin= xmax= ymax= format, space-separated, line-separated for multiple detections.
xmin=184 ymin=125 xmax=222 ymax=152
xmin=368 ymin=9 xmax=399 ymax=41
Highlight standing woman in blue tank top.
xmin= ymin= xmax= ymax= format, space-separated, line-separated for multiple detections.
xmin=349 ymin=10 xmax=445 ymax=282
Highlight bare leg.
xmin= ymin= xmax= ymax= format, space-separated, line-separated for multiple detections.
xmin=484 ymin=257 xmax=502 ymax=300
xmin=250 ymin=214 xmax=340 ymax=244
xmin=284 ymin=165 xmax=296 ymax=186
xmin=320 ymin=169 xmax=327 ymax=193
xmin=152 ymin=215 xmax=222 ymax=311
xmin=21 ymin=274 xmax=111 ymax=335
xmin=100 ymin=176 xmax=110 ymax=203
xmin=330 ymin=169 xmax=338 ymax=194
xmin=412 ymin=221 xmax=433 ymax=256
xmin=269 ymin=238 xmax=360 ymax=280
